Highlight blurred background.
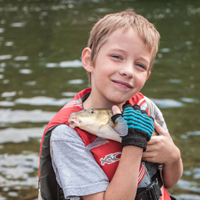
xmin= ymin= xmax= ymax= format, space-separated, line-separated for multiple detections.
xmin=0 ymin=0 xmax=200 ymax=199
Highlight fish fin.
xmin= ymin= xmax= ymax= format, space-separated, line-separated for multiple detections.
xmin=86 ymin=137 xmax=109 ymax=150
xmin=111 ymin=116 xmax=128 ymax=137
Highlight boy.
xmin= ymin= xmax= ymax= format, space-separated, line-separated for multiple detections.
xmin=38 ymin=10 xmax=183 ymax=200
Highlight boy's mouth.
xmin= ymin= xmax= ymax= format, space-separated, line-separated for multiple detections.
xmin=112 ymin=80 xmax=133 ymax=89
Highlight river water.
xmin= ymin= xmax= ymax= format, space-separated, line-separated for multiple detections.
xmin=0 ymin=0 xmax=200 ymax=199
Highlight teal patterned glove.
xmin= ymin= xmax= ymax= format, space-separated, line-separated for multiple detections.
xmin=121 ymin=103 xmax=154 ymax=151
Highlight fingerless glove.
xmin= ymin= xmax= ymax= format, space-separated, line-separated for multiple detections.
xmin=112 ymin=103 xmax=154 ymax=151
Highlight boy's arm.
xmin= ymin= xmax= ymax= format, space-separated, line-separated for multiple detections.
xmin=162 ymin=146 xmax=183 ymax=189
xmin=143 ymin=97 xmax=183 ymax=188
xmin=155 ymin=121 xmax=183 ymax=189
xmin=142 ymin=121 xmax=183 ymax=189
xmin=83 ymin=146 xmax=143 ymax=200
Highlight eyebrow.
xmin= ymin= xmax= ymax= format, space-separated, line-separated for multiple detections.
xmin=138 ymin=55 xmax=151 ymax=64
xmin=109 ymin=48 xmax=126 ymax=53
xmin=110 ymin=48 xmax=151 ymax=64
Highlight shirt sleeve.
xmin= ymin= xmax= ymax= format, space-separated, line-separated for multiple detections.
xmin=50 ymin=124 xmax=109 ymax=200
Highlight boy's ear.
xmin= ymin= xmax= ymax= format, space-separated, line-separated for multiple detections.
xmin=82 ymin=47 xmax=93 ymax=72
xmin=146 ymin=71 xmax=151 ymax=80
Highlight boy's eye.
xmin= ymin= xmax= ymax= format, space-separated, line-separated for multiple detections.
xmin=111 ymin=55 xmax=122 ymax=60
xmin=136 ymin=63 xmax=146 ymax=70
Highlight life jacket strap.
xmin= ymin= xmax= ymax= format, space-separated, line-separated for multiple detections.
xmin=57 ymin=183 xmax=64 ymax=200
xmin=135 ymin=170 xmax=162 ymax=200
xmin=135 ymin=171 xmax=177 ymax=200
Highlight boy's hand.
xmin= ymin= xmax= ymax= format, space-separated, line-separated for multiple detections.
xmin=142 ymin=120 xmax=183 ymax=189
xmin=142 ymin=121 xmax=180 ymax=164
xmin=112 ymin=103 xmax=154 ymax=151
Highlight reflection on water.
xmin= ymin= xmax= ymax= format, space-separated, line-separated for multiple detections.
xmin=0 ymin=109 xmax=56 ymax=124
xmin=0 ymin=0 xmax=200 ymax=199
xmin=151 ymin=99 xmax=183 ymax=108
xmin=0 ymin=127 xmax=44 ymax=143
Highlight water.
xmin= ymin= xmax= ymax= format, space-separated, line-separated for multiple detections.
xmin=0 ymin=0 xmax=200 ymax=199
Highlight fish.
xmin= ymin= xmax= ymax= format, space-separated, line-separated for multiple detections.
xmin=68 ymin=109 xmax=158 ymax=143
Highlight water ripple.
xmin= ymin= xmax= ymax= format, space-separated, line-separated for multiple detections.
xmin=0 ymin=28 xmax=4 ymax=33
xmin=0 ymin=101 xmax=15 ymax=107
xmin=180 ymin=97 xmax=199 ymax=103
xmin=175 ymin=194 xmax=200 ymax=200
xmin=193 ymin=168 xmax=200 ymax=179
xmin=5 ymin=41 xmax=14 ymax=47
xmin=68 ymin=79 xmax=84 ymax=85
xmin=0 ymin=153 xmax=38 ymax=186
xmin=19 ymin=69 xmax=32 ymax=74
xmin=59 ymin=60 xmax=82 ymax=68
xmin=177 ymin=179 xmax=200 ymax=192
xmin=151 ymin=98 xmax=183 ymax=108
xmin=15 ymin=96 xmax=71 ymax=106
xmin=181 ymin=130 xmax=200 ymax=139
xmin=10 ymin=22 xmax=26 ymax=28
xmin=0 ymin=109 xmax=56 ymax=124
xmin=1 ymin=91 xmax=16 ymax=97
xmin=0 ymin=55 xmax=12 ymax=60
xmin=0 ymin=127 xmax=44 ymax=143
xmin=46 ymin=63 xmax=58 ymax=68
xmin=14 ymin=56 xmax=29 ymax=61
xmin=160 ymin=48 xmax=171 ymax=53
xmin=61 ymin=92 xmax=77 ymax=97
xmin=169 ymin=79 xmax=182 ymax=83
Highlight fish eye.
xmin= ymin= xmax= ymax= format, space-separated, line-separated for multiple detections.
xmin=90 ymin=109 xmax=95 ymax=114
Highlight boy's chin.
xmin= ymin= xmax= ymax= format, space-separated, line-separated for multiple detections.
xmin=103 ymin=92 xmax=135 ymax=108
xmin=109 ymin=95 xmax=133 ymax=104
xmin=108 ymin=99 xmax=127 ymax=108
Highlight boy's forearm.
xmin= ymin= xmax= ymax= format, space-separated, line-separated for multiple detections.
xmin=83 ymin=146 xmax=143 ymax=200
xmin=105 ymin=146 xmax=143 ymax=200
xmin=162 ymin=147 xmax=183 ymax=189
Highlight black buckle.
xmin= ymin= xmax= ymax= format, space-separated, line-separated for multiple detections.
xmin=146 ymin=178 xmax=161 ymax=200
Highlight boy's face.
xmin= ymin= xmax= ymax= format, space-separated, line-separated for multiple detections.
xmin=84 ymin=28 xmax=152 ymax=109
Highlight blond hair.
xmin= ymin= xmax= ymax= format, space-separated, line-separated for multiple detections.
xmin=87 ymin=10 xmax=160 ymax=84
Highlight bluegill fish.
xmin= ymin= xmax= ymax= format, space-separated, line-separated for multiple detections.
xmin=68 ymin=109 xmax=158 ymax=142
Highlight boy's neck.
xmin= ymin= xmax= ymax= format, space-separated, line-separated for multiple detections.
xmin=82 ymin=91 xmax=124 ymax=111
xmin=83 ymin=96 xmax=112 ymax=109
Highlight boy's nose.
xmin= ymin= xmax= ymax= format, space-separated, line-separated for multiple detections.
xmin=119 ymin=63 xmax=134 ymax=78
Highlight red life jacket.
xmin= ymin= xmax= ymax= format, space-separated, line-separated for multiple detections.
xmin=38 ymin=88 xmax=171 ymax=200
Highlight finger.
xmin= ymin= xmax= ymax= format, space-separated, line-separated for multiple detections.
xmin=122 ymin=103 xmax=132 ymax=110
xmin=142 ymin=151 xmax=154 ymax=159
xmin=142 ymin=149 xmax=157 ymax=159
xmin=142 ymin=155 xmax=156 ymax=163
xmin=152 ymin=130 xmax=159 ymax=136
xmin=112 ymin=105 xmax=121 ymax=115
xmin=154 ymin=120 xmax=165 ymax=136
xmin=146 ymin=137 xmax=157 ymax=145
xmin=111 ymin=106 xmax=122 ymax=123
xmin=145 ymin=143 xmax=155 ymax=152
xmin=132 ymin=104 xmax=140 ymax=110
xmin=141 ymin=110 xmax=148 ymax=115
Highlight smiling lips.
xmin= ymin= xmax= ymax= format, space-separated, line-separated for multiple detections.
xmin=112 ymin=80 xmax=133 ymax=89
